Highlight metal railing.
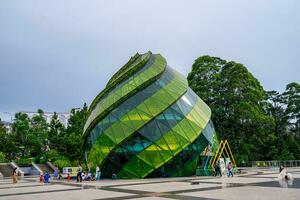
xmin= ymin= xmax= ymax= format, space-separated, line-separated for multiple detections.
xmin=252 ymin=160 xmax=300 ymax=168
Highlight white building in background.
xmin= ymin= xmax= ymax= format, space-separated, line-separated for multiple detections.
xmin=21 ymin=111 xmax=70 ymax=127
xmin=1 ymin=121 xmax=12 ymax=133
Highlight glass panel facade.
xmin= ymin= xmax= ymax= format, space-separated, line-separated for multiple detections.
xmin=116 ymin=98 xmax=211 ymax=178
xmin=85 ymin=67 xmax=176 ymax=150
xmin=99 ymin=89 xmax=198 ymax=177
xmin=87 ymin=67 xmax=188 ymax=169
xmin=83 ymin=52 xmax=218 ymax=178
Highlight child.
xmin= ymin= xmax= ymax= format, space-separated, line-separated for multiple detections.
xmin=39 ymin=173 xmax=44 ymax=183
xmin=67 ymin=173 xmax=71 ymax=182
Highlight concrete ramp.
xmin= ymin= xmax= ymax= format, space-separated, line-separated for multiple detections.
xmin=36 ymin=163 xmax=54 ymax=173
xmin=0 ymin=163 xmax=13 ymax=177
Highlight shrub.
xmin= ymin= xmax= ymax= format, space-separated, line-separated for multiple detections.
xmin=53 ymin=157 xmax=71 ymax=169
xmin=0 ymin=152 xmax=6 ymax=163
xmin=44 ymin=150 xmax=60 ymax=162
xmin=16 ymin=158 xmax=32 ymax=167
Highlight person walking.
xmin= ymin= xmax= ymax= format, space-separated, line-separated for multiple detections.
xmin=214 ymin=160 xmax=221 ymax=177
xmin=12 ymin=168 xmax=18 ymax=184
xmin=95 ymin=166 xmax=101 ymax=181
xmin=54 ymin=168 xmax=59 ymax=180
xmin=77 ymin=164 xmax=82 ymax=182
xmin=227 ymin=162 xmax=234 ymax=177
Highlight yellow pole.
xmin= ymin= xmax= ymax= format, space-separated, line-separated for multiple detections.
xmin=215 ymin=141 xmax=226 ymax=166
xmin=210 ymin=140 xmax=223 ymax=167
xmin=225 ymin=140 xmax=237 ymax=167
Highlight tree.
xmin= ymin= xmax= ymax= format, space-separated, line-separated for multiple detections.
xmin=282 ymin=82 xmax=300 ymax=137
xmin=0 ymin=118 xmax=17 ymax=160
xmin=265 ymin=91 xmax=288 ymax=139
xmin=48 ymin=112 xmax=65 ymax=151
xmin=264 ymin=83 xmax=300 ymax=160
xmin=12 ymin=112 xmax=31 ymax=157
xmin=30 ymin=109 xmax=49 ymax=157
xmin=188 ymin=56 xmax=276 ymax=165
xmin=60 ymin=104 xmax=88 ymax=162
xmin=187 ymin=56 xmax=225 ymax=105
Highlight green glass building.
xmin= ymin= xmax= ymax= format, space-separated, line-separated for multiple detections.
xmin=83 ymin=52 xmax=219 ymax=178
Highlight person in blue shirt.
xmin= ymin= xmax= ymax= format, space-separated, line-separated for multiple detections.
xmin=44 ymin=172 xmax=51 ymax=183
xmin=54 ymin=168 xmax=59 ymax=180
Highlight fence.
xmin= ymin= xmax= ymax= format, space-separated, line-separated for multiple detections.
xmin=252 ymin=160 xmax=300 ymax=168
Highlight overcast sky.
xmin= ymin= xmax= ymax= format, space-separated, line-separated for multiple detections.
xmin=0 ymin=0 xmax=299 ymax=122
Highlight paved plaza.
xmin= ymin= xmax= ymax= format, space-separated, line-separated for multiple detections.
xmin=0 ymin=168 xmax=300 ymax=200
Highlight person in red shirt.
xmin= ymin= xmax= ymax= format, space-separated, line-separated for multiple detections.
xmin=67 ymin=173 xmax=71 ymax=182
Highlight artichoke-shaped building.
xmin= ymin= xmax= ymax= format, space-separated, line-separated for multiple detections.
xmin=83 ymin=52 xmax=219 ymax=178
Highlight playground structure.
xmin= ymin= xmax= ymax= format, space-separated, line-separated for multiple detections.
xmin=197 ymin=139 xmax=237 ymax=176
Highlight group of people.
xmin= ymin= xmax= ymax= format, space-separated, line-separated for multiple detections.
xmin=214 ymin=160 xmax=234 ymax=177
xmin=76 ymin=165 xmax=101 ymax=182
xmin=39 ymin=171 xmax=52 ymax=183
xmin=39 ymin=168 xmax=62 ymax=183
xmin=11 ymin=165 xmax=106 ymax=184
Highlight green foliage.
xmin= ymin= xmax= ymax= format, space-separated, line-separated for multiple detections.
xmin=48 ymin=112 xmax=65 ymax=151
xmin=60 ymin=104 xmax=88 ymax=161
xmin=0 ymin=104 xmax=88 ymax=169
xmin=0 ymin=119 xmax=17 ymax=160
xmin=15 ymin=158 xmax=32 ymax=167
xmin=282 ymin=82 xmax=300 ymax=136
xmin=53 ymin=157 xmax=71 ymax=169
xmin=0 ymin=152 xmax=6 ymax=163
xmin=188 ymin=55 xmax=300 ymax=165
xmin=44 ymin=149 xmax=60 ymax=162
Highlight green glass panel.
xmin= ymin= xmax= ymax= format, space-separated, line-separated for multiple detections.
xmin=185 ymin=120 xmax=201 ymax=140
xmin=172 ymin=123 xmax=192 ymax=142
xmin=140 ymin=98 xmax=166 ymax=117
xmin=138 ymin=145 xmax=163 ymax=167
xmin=155 ymin=137 xmax=171 ymax=152
xmin=185 ymin=157 xmax=198 ymax=175
xmin=161 ymin=133 xmax=183 ymax=155
xmin=119 ymin=122 xmax=136 ymax=138
xmin=152 ymin=90 xmax=175 ymax=105
xmin=127 ymin=109 xmax=146 ymax=128
xmin=110 ymin=123 xmax=126 ymax=144
xmin=172 ymin=131 xmax=190 ymax=148
xmin=156 ymin=145 xmax=172 ymax=163
xmin=99 ymin=134 xmax=115 ymax=151
xmin=117 ymin=168 xmax=137 ymax=179
xmin=135 ymin=109 xmax=152 ymax=122
xmin=119 ymin=113 xmax=136 ymax=129
xmin=178 ymin=118 xmax=197 ymax=140
xmin=122 ymin=156 xmax=153 ymax=178
xmin=102 ymin=127 xmax=117 ymax=143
